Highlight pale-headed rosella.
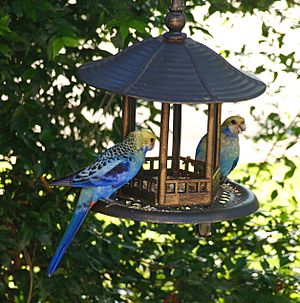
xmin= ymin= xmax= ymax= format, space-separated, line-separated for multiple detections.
xmin=195 ymin=116 xmax=246 ymax=181
xmin=47 ymin=129 xmax=156 ymax=277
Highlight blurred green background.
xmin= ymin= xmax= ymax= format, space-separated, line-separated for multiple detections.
xmin=0 ymin=0 xmax=299 ymax=302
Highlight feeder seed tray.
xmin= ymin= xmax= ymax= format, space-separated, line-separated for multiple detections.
xmin=92 ymin=180 xmax=258 ymax=224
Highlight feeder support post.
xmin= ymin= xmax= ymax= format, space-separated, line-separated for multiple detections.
xmin=172 ymin=104 xmax=182 ymax=177
xmin=158 ymin=103 xmax=170 ymax=204
xmin=129 ymin=97 xmax=136 ymax=133
xmin=122 ymin=96 xmax=130 ymax=139
xmin=215 ymin=103 xmax=222 ymax=170
xmin=206 ymin=103 xmax=216 ymax=194
xmin=122 ymin=96 xmax=136 ymax=139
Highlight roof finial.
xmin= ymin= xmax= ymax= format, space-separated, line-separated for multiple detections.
xmin=169 ymin=0 xmax=184 ymax=12
xmin=164 ymin=0 xmax=186 ymax=42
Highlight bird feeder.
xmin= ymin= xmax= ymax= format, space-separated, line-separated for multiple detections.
xmin=77 ymin=0 xmax=266 ymax=230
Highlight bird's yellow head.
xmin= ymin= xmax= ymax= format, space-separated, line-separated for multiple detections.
xmin=221 ymin=116 xmax=246 ymax=135
xmin=125 ymin=129 xmax=156 ymax=152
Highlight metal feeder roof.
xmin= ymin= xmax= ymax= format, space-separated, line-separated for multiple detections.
xmin=77 ymin=2 xmax=266 ymax=103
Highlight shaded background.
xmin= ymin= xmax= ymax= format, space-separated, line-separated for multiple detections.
xmin=0 ymin=0 xmax=299 ymax=302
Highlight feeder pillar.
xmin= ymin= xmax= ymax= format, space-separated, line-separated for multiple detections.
xmin=172 ymin=104 xmax=182 ymax=177
xmin=158 ymin=103 xmax=170 ymax=204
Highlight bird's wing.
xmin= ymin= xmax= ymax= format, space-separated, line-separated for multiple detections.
xmin=49 ymin=142 xmax=133 ymax=187
xmin=195 ymin=135 xmax=207 ymax=161
xmin=230 ymin=156 xmax=239 ymax=173
xmin=73 ymin=160 xmax=133 ymax=188
xmin=49 ymin=156 xmax=134 ymax=188
xmin=48 ymin=167 xmax=85 ymax=187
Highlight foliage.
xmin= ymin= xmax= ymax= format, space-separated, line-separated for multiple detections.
xmin=0 ymin=0 xmax=299 ymax=302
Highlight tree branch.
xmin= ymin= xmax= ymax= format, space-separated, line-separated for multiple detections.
xmin=23 ymin=248 xmax=33 ymax=303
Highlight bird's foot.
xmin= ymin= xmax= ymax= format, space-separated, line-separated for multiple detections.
xmin=221 ymin=177 xmax=230 ymax=184
xmin=100 ymin=198 xmax=122 ymax=208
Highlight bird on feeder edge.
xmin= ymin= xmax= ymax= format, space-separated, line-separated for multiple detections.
xmin=47 ymin=129 xmax=156 ymax=277
xmin=195 ymin=115 xmax=246 ymax=183
xmin=195 ymin=116 xmax=246 ymax=237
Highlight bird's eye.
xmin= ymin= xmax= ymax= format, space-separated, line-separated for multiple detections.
xmin=150 ymin=138 xmax=155 ymax=143
xmin=231 ymin=120 xmax=237 ymax=125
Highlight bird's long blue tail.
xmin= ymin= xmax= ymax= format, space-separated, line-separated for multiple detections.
xmin=47 ymin=189 xmax=94 ymax=277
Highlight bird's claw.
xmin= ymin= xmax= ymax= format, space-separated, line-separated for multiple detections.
xmin=104 ymin=201 xmax=121 ymax=208
xmin=99 ymin=198 xmax=121 ymax=208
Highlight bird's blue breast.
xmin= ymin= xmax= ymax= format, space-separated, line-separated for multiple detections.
xmin=219 ymin=130 xmax=239 ymax=177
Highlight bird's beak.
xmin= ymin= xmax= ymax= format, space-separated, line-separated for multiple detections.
xmin=149 ymin=141 xmax=155 ymax=150
xmin=238 ymin=123 xmax=246 ymax=133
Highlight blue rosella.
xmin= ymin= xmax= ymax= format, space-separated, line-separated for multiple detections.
xmin=195 ymin=116 xmax=246 ymax=181
xmin=47 ymin=130 xmax=156 ymax=277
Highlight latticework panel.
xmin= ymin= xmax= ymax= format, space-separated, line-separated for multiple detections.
xmin=119 ymin=156 xmax=216 ymax=206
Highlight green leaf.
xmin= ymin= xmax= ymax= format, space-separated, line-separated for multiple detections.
xmin=61 ymin=37 xmax=80 ymax=48
xmin=111 ymin=31 xmax=123 ymax=49
xmin=49 ymin=36 xmax=80 ymax=59
xmin=271 ymin=190 xmax=278 ymax=199
xmin=262 ymin=22 xmax=269 ymax=37
xmin=255 ymin=65 xmax=265 ymax=74
xmin=0 ymin=15 xmax=11 ymax=36
xmin=129 ymin=20 xmax=147 ymax=33
xmin=284 ymin=158 xmax=296 ymax=179
xmin=273 ymin=71 xmax=278 ymax=81
xmin=195 ymin=26 xmax=213 ymax=37
xmin=119 ymin=25 xmax=129 ymax=45
xmin=49 ymin=37 xmax=65 ymax=59
xmin=0 ymin=43 xmax=11 ymax=58
xmin=260 ymin=259 xmax=270 ymax=270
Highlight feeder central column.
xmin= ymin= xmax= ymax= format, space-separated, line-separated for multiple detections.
xmin=172 ymin=104 xmax=182 ymax=177
xmin=215 ymin=103 xmax=222 ymax=169
xmin=121 ymin=96 xmax=136 ymax=139
xmin=121 ymin=96 xmax=130 ymax=139
xmin=158 ymin=103 xmax=170 ymax=204
xmin=206 ymin=103 xmax=216 ymax=194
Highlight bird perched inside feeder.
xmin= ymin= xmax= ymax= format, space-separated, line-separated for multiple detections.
xmin=47 ymin=129 xmax=156 ymax=277
xmin=195 ymin=116 xmax=246 ymax=182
